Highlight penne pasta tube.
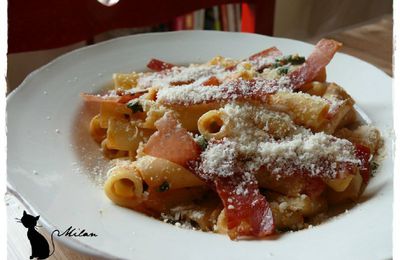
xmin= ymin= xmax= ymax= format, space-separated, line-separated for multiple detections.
xmin=197 ymin=110 xmax=231 ymax=140
xmin=143 ymin=187 xmax=209 ymax=213
xmin=135 ymin=155 xmax=205 ymax=190
xmin=303 ymin=81 xmax=328 ymax=96
xmin=106 ymin=118 xmax=154 ymax=156
xmin=267 ymin=92 xmax=330 ymax=131
xmin=99 ymin=102 xmax=133 ymax=128
xmin=101 ymin=139 xmax=129 ymax=159
xmin=337 ymin=106 xmax=357 ymax=128
xmin=324 ymin=174 xmax=354 ymax=192
xmin=113 ymin=72 xmax=139 ymax=90
xmin=321 ymin=99 xmax=353 ymax=134
xmin=215 ymin=209 xmax=228 ymax=234
xmin=172 ymin=103 xmax=221 ymax=132
xmin=269 ymin=201 xmax=305 ymax=230
xmin=106 ymin=118 xmax=139 ymax=151
xmin=323 ymin=83 xmax=354 ymax=104
xmin=326 ymin=171 xmax=363 ymax=204
xmin=334 ymin=125 xmax=381 ymax=154
xmin=104 ymin=164 xmax=144 ymax=209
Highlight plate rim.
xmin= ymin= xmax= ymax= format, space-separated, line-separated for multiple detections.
xmin=6 ymin=30 xmax=393 ymax=259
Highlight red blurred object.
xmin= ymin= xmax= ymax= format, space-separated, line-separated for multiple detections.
xmin=241 ymin=3 xmax=255 ymax=33
xmin=8 ymin=0 xmax=275 ymax=53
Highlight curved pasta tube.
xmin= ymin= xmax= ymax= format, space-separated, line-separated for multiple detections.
xmin=215 ymin=209 xmax=228 ymax=234
xmin=89 ymin=114 xmax=107 ymax=143
xmin=101 ymin=139 xmax=129 ymax=159
xmin=326 ymin=171 xmax=363 ymax=204
xmin=135 ymin=155 xmax=205 ymax=190
xmin=104 ymin=164 xmax=144 ymax=209
xmin=198 ymin=110 xmax=231 ymax=140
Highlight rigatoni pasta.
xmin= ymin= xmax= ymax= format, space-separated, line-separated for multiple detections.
xmin=82 ymin=39 xmax=382 ymax=240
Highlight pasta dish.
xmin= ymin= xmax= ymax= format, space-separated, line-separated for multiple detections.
xmin=82 ymin=39 xmax=381 ymax=239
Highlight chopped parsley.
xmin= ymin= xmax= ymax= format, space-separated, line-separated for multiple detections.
xmin=196 ymin=135 xmax=208 ymax=150
xmin=277 ymin=66 xmax=289 ymax=75
xmin=271 ymin=54 xmax=306 ymax=69
xmin=371 ymin=161 xmax=379 ymax=175
xmin=127 ymin=100 xmax=143 ymax=113
xmin=285 ymin=55 xmax=306 ymax=65
xmin=158 ymin=181 xmax=170 ymax=192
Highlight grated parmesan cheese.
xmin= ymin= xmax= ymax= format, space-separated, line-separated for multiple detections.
xmin=195 ymin=103 xmax=360 ymax=180
xmin=157 ymin=77 xmax=293 ymax=105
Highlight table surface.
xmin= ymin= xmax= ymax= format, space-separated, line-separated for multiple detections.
xmin=7 ymin=14 xmax=392 ymax=260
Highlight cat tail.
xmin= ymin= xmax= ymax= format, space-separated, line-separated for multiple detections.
xmin=48 ymin=229 xmax=61 ymax=257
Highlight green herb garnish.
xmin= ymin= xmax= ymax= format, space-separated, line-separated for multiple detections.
xmin=287 ymin=55 xmax=305 ymax=65
xmin=127 ymin=100 xmax=143 ymax=113
xmin=277 ymin=66 xmax=289 ymax=75
xmin=196 ymin=135 xmax=208 ymax=150
xmin=371 ymin=161 xmax=379 ymax=174
xmin=158 ymin=181 xmax=170 ymax=192
xmin=272 ymin=55 xmax=306 ymax=68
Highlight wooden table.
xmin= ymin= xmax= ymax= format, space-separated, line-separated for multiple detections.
xmin=312 ymin=14 xmax=392 ymax=76
xmin=7 ymin=14 xmax=392 ymax=260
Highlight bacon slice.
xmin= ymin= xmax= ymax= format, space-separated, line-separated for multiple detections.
xmin=188 ymin=140 xmax=275 ymax=239
xmin=215 ymin=173 xmax=275 ymax=239
xmin=147 ymin=58 xmax=175 ymax=71
xmin=289 ymin=39 xmax=342 ymax=89
xmin=81 ymin=93 xmax=119 ymax=103
xmin=81 ymin=90 xmax=147 ymax=104
xmin=250 ymin=47 xmax=283 ymax=72
xmin=143 ymin=112 xmax=201 ymax=166
xmin=225 ymin=47 xmax=283 ymax=72
xmin=248 ymin=46 xmax=283 ymax=61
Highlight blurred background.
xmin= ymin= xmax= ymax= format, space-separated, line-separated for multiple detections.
xmin=6 ymin=0 xmax=393 ymax=259
xmin=7 ymin=0 xmax=392 ymax=92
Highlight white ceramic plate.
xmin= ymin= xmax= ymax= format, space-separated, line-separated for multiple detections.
xmin=7 ymin=31 xmax=393 ymax=260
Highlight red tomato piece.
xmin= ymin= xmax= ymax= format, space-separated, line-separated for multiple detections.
xmin=146 ymin=58 xmax=175 ymax=71
xmin=202 ymin=76 xmax=220 ymax=86
xmin=354 ymin=143 xmax=371 ymax=183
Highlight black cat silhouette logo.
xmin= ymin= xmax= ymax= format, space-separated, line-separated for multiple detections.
xmin=16 ymin=210 xmax=99 ymax=259
xmin=16 ymin=211 xmax=56 ymax=259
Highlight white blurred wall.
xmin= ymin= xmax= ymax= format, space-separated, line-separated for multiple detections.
xmin=274 ymin=0 xmax=392 ymax=39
